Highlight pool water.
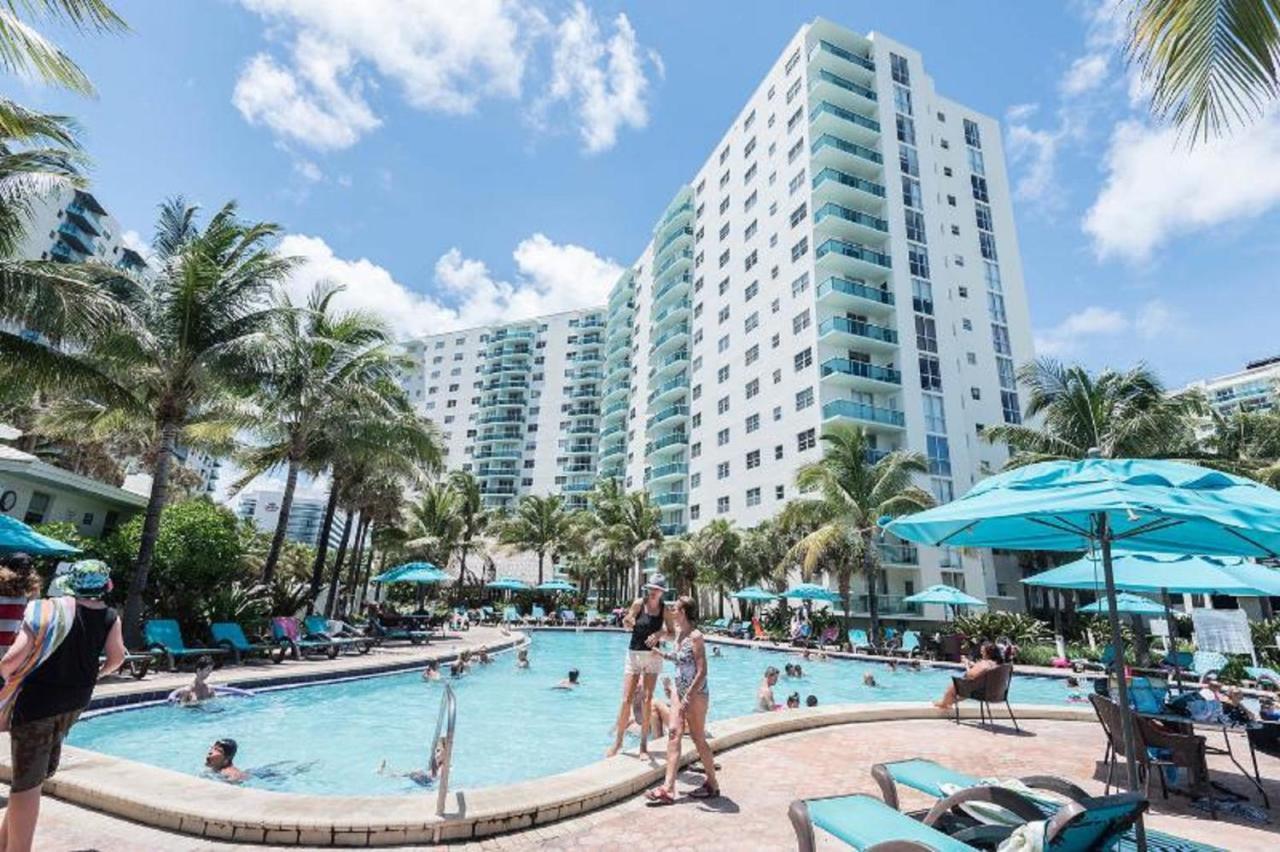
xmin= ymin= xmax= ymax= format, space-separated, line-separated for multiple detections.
xmin=70 ymin=632 xmax=1075 ymax=795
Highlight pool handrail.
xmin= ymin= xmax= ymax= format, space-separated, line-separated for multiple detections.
xmin=433 ymin=682 xmax=457 ymax=815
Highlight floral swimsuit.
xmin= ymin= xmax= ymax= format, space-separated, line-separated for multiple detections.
xmin=674 ymin=635 xmax=707 ymax=697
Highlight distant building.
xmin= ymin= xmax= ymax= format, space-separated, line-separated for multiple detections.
xmin=0 ymin=444 xmax=147 ymax=538
xmin=17 ymin=186 xmax=145 ymax=271
xmin=236 ymin=489 xmax=348 ymax=550
xmin=1184 ymin=356 xmax=1280 ymax=417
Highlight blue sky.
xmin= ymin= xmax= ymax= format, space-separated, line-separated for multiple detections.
xmin=7 ymin=0 xmax=1279 ymax=392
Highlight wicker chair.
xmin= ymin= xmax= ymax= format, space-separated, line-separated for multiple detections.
xmin=951 ymin=663 xmax=1018 ymax=732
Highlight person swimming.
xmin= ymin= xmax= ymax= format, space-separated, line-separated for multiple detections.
xmin=1065 ymin=675 xmax=1086 ymax=703
xmin=476 ymin=647 xmax=492 ymax=665
xmin=173 ymin=656 xmax=217 ymax=706
xmin=886 ymin=659 xmax=898 ymax=672
xmin=863 ymin=672 xmax=878 ymax=687
xmin=205 ymin=738 xmax=248 ymax=783
xmin=756 ymin=666 xmax=781 ymax=712
xmin=785 ymin=692 xmax=800 ymax=709
xmin=909 ymin=659 xmax=922 ymax=672
xmin=516 ymin=647 xmax=530 ymax=669
xmin=805 ymin=695 xmax=818 ymax=707
xmin=422 ymin=661 xmax=441 ymax=682
xmin=554 ymin=668 xmax=580 ymax=689
xmin=379 ymin=737 xmax=447 ymax=787
xmin=711 ymin=645 xmax=722 ymax=657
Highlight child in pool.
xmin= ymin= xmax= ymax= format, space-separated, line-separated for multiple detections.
xmin=379 ymin=737 xmax=447 ymax=786
xmin=516 ymin=647 xmax=530 ymax=668
xmin=1065 ymin=675 xmax=1087 ymax=703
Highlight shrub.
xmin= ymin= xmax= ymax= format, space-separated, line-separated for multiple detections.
xmin=953 ymin=611 xmax=1050 ymax=646
xmin=1016 ymin=644 xmax=1061 ymax=667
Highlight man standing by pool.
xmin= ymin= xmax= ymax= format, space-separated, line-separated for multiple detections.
xmin=606 ymin=573 xmax=670 ymax=757
xmin=0 ymin=560 xmax=125 ymax=852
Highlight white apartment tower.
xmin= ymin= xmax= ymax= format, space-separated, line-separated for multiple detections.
xmin=404 ymin=19 xmax=1036 ymax=615
xmin=1184 ymin=356 xmax=1280 ymax=417
xmin=399 ymin=309 xmax=607 ymax=512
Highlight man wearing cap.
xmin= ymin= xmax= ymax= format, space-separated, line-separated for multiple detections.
xmin=0 ymin=559 xmax=125 ymax=852
xmin=606 ymin=572 xmax=671 ymax=757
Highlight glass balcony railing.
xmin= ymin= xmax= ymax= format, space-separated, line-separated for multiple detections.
xmin=652 ymin=298 xmax=691 ymax=327
xmin=602 ymin=399 xmax=628 ymax=417
xmin=649 ymin=323 xmax=690 ymax=352
xmin=811 ymin=100 xmax=881 ymax=135
xmin=600 ymin=423 xmax=625 ymax=440
xmin=822 ymin=399 xmax=906 ymax=427
xmin=820 ymin=358 xmax=902 ymax=385
xmin=654 ymin=225 xmax=693 ymax=260
xmin=878 ymin=543 xmax=919 ymax=565
xmin=812 ymin=68 xmax=877 ymax=102
xmin=814 ymin=202 xmax=889 ymax=234
xmin=653 ymin=492 xmax=687 ymax=507
xmin=816 ymin=275 xmax=894 ymax=306
xmin=810 ymin=39 xmax=875 ymax=73
xmin=656 ymin=199 xmax=694 ymax=232
xmin=850 ymin=594 xmax=922 ymax=616
xmin=816 ymin=238 xmax=892 ymax=270
xmin=645 ymin=463 xmax=687 ymax=482
xmin=653 ymin=273 xmax=692 ymax=306
xmin=645 ymin=432 xmax=688 ymax=455
xmin=812 ymin=166 xmax=886 ymax=199
xmin=660 ymin=523 xmax=686 ymax=537
xmin=818 ymin=316 xmax=899 ymax=344
xmin=811 ymin=134 xmax=884 ymax=167
xmin=653 ymin=248 xmax=693 ymax=280
xmin=647 ymin=374 xmax=688 ymax=404
xmin=647 ymin=404 xmax=689 ymax=429
xmin=649 ymin=349 xmax=690 ymax=375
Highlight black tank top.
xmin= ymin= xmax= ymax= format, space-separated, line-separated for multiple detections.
xmin=13 ymin=603 xmax=114 ymax=724
xmin=629 ymin=603 xmax=664 ymax=651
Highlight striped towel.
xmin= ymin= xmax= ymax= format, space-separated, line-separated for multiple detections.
xmin=0 ymin=597 xmax=77 ymax=731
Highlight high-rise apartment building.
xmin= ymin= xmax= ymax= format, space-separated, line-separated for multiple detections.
xmin=236 ymin=489 xmax=349 ymax=550
xmin=1184 ymin=356 xmax=1280 ymax=417
xmin=399 ymin=308 xmax=607 ymax=512
xmin=17 ymin=186 xmax=146 ymax=271
xmin=403 ymin=19 xmax=1036 ymax=615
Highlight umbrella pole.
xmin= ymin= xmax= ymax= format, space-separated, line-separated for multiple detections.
xmin=1161 ymin=587 xmax=1175 ymax=660
xmin=1097 ymin=513 xmax=1146 ymax=852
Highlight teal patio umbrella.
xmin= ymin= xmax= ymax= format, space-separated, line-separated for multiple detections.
xmin=783 ymin=582 xmax=841 ymax=602
xmin=1078 ymin=592 xmax=1166 ymax=615
xmin=886 ymin=456 xmax=1280 ymax=844
xmin=487 ymin=576 xmax=530 ymax=591
xmin=903 ymin=584 xmax=985 ymax=620
xmin=732 ymin=586 xmax=779 ymax=602
xmin=536 ymin=579 xmax=578 ymax=593
xmin=372 ymin=562 xmax=449 ymax=584
xmin=0 ymin=515 xmax=80 ymax=557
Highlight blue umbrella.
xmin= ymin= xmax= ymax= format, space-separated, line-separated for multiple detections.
xmin=783 ymin=582 xmax=841 ymax=602
xmin=372 ymin=562 xmax=449 ymax=584
xmin=0 ymin=515 xmax=80 ymax=557
xmin=887 ymin=456 xmax=1280 ymax=830
xmin=1024 ymin=551 xmax=1280 ymax=596
xmin=731 ymin=586 xmax=779 ymax=602
xmin=1078 ymin=592 xmax=1166 ymax=615
xmin=536 ymin=579 xmax=578 ymax=593
xmin=903 ymin=584 xmax=984 ymax=607
xmin=487 ymin=576 xmax=530 ymax=591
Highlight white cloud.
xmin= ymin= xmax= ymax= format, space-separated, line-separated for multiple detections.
xmin=120 ymin=229 xmax=149 ymax=257
xmin=1134 ymin=299 xmax=1179 ymax=339
xmin=1083 ymin=110 xmax=1280 ymax=261
xmin=233 ymin=0 xmax=658 ymax=154
xmin=1005 ymin=108 xmax=1071 ymax=204
xmin=276 ymin=233 xmax=621 ymax=339
xmin=541 ymin=2 xmax=657 ymax=153
xmin=1034 ymin=305 xmax=1129 ymax=355
xmin=1060 ymin=53 xmax=1108 ymax=96
xmin=293 ymin=159 xmax=323 ymax=182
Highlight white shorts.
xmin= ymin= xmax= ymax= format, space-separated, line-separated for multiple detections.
xmin=624 ymin=649 xmax=663 ymax=676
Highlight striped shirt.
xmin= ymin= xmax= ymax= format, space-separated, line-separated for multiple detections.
xmin=0 ymin=595 xmax=27 ymax=650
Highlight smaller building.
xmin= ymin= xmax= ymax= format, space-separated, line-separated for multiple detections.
xmin=18 ymin=187 xmax=145 ymax=271
xmin=0 ymin=445 xmax=148 ymax=538
xmin=1184 ymin=356 xmax=1280 ymax=417
xmin=236 ymin=489 xmax=348 ymax=550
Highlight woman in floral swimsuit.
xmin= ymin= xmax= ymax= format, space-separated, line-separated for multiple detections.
xmin=645 ymin=595 xmax=719 ymax=804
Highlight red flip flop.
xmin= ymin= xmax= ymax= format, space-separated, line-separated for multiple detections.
xmin=645 ymin=786 xmax=675 ymax=806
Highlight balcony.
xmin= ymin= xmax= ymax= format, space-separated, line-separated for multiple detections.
xmin=481 ymin=378 xmax=529 ymax=391
xmin=645 ymin=431 xmax=688 ymax=456
xmin=646 ymin=404 xmax=689 ymax=430
xmin=812 ymin=167 xmax=887 ymax=213
xmin=654 ymin=225 xmax=693 ymax=263
xmin=879 ymin=543 xmax=919 ymax=565
xmin=477 ymin=413 xmax=525 ymax=426
xmin=479 ymin=394 xmax=527 ymax=408
xmin=484 ymin=361 xmax=530 ymax=376
xmin=647 ymin=374 xmax=688 ymax=407
xmin=570 ymin=350 xmax=603 ymax=364
xmin=568 ymin=386 xmax=599 ymax=400
xmin=485 ymin=343 xmax=532 ymax=358
xmin=810 ymin=100 xmax=881 ymax=145
xmin=565 ymin=444 xmax=595 ymax=456
xmin=818 ymin=316 xmax=899 ymax=350
xmin=600 ymin=423 xmax=625 ymax=441
xmin=473 ymin=448 xmax=522 ymax=461
xmin=600 ymin=442 xmax=627 ymax=460
xmin=653 ymin=247 xmax=693 ymax=281
xmin=56 ymin=223 xmax=94 ymax=255
xmin=820 ymin=357 xmax=902 ymax=389
xmin=816 ymin=238 xmax=892 ymax=278
xmin=811 ymin=134 xmax=884 ymax=180
xmin=813 ymin=201 xmax=890 ymax=242
xmin=655 ymin=198 xmax=694 ymax=232
xmin=808 ymin=38 xmax=875 ymax=78
xmin=488 ymin=328 xmax=536 ymax=342
xmin=477 ymin=428 xmax=524 ymax=443
xmin=645 ymin=462 xmax=687 ymax=484
xmin=649 ymin=349 xmax=690 ymax=381
xmin=848 ymin=595 xmax=923 ymax=617
xmin=822 ymin=398 xmax=906 ymax=430
xmin=603 ymin=380 xmax=630 ymax=402
xmin=653 ymin=492 xmax=687 ymax=507
xmin=652 ymin=298 xmax=691 ymax=329
xmin=649 ymin=323 xmax=690 ymax=356
xmin=476 ymin=465 xmax=519 ymax=478
xmin=652 ymin=273 xmax=692 ymax=310
xmin=563 ymin=481 xmax=594 ymax=493
xmin=810 ymin=68 xmax=877 ymax=107
xmin=660 ymin=523 xmax=686 ymax=537
xmin=565 ymin=405 xmax=600 ymax=418
xmin=566 ymin=424 xmax=597 ymax=436
xmin=816 ymin=275 xmax=894 ymax=314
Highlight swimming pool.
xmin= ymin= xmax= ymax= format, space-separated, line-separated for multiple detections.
xmin=70 ymin=631 xmax=1076 ymax=796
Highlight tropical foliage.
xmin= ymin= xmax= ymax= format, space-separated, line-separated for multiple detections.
xmin=496 ymin=493 xmax=573 ymax=586
xmin=953 ymin=611 xmax=1052 ymax=647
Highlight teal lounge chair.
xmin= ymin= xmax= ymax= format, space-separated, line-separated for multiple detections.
xmin=303 ymin=615 xmax=373 ymax=654
xmin=706 ymin=617 xmax=730 ymax=633
xmin=584 ymin=608 xmax=602 ymax=625
xmin=561 ymin=609 xmax=578 ymax=626
xmin=891 ymin=630 xmax=922 ymax=658
xmin=1186 ymin=649 xmax=1280 ymax=689
xmin=848 ymin=628 xmax=873 ymax=653
xmin=143 ymin=619 xmax=227 ymax=671
xmin=503 ymin=605 xmax=521 ymax=624
xmin=790 ymin=790 xmax=1149 ymax=852
xmin=210 ymin=622 xmax=285 ymax=665
xmin=870 ymin=757 xmax=1223 ymax=852
xmin=528 ymin=604 xmax=547 ymax=625
xmin=271 ymin=617 xmax=339 ymax=660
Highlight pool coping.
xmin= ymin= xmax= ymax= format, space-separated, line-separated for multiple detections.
xmin=5 ymin=698 xmax=1097 ymax=845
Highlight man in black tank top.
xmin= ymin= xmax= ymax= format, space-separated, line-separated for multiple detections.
xmin=606 ymin=573 xmax=671 ymax=757
xmin=0 ymin=560 xmax=126 ymax=852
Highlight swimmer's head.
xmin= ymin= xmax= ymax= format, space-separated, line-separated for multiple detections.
xmin=1066 ymin=676 xmax=1080 ymax=688
xmin=206 ymin=738 xmax=238 ymax=769
xmin=806 ymin=695 xmax=818 ymax=707
xmin=195 ymin=656 xmax=215 ymax=678
xmin=765 ymin=666 xmax=780 ymax=684
xmin=567 ymin=668 xmax=580 ymax=683
xmin=786 ymin=692 xmax=800 ymax=708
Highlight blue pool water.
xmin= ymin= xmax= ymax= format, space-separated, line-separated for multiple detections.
xmin=70 ymin=632 xmax=1075 ymax=795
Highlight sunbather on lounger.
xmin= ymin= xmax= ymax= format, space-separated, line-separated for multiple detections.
xmin=173 ymin=656 xmax=217 ymax=706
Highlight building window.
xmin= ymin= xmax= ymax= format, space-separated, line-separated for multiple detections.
xmin=717 ymin=427 xmax=730 ymax=446
xmin=746 ymin=487 xmax=761 ymax=507
xmin=789 ymin=203 xmax=807 ymax=227
xmin=797 ymin=428 xmax=816 ymax=452
xmin=890 ymin=53 xmax=911 ymax=85
xmin=690 ymin=504 xmax=701 ymax=521
xmin=717 ymin=496 xmax=730 ymax=514
xmin=774 ymin=444 xmax=784 ymax=460
xmin=746 ymin=344 xmax=759 ymax=365
xmin=970 ymin=387 xmax=982 ymax=400
xmin=744 ymin=219 xmax=757 ymax=240
xmin=745 ymin=378 xmax=759 ymax=399
xmin=719 ymin=249 xmax=730 ymax=268
xmin=790 ymin=237 xmax=808 ymax=261
xmin=775 ymin=484 xmax=785 ymax=500
xmin=744 ymin=249 xmax=758 ymax=271
xmin=963 ymin=118 xmax=982 ymax=148
xmin=979 ymin=231 xmax=999 ymax=261
xmin=792 ymin=309 xmax=811 ymax=334
xmin=970 ymin=175 xmax=989 ymax=203
xmin=791 ymin=272 xmax=810 ymax=297
xmin=893 ymin=84 xmax=913 ymax=115
xmin=794 ymin=348 xmax=812 ymax=370
xmin=920 ymin=354 xmax=943 ymax=391
xmin=795 ymin=387 xmax=814 ymax=410
xmin=896 ymin=114 xmax=916 ymax=145
xmin=717 ymin=461 xmax=730 ymax=479
xmin=691 ymin=473 xmax=701 ymax=489
xmin=902 ymin=176 xmax=922 ymax=209
xmin=908 ymin=245 xmax=930 ymax=278
xmin=717 ymin=396 xmax=730 ymax=415
xmin=746 ymin=413 xmax=760 ymax=432
xmin=718 ymin=364 xmax=730 ymax=383
xmin=905 ymin=209 xmax=927 ymax=243
xmin=23 ymin=491 xmax=50 ymax=525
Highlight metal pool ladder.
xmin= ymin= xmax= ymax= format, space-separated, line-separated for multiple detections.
xmin=432 ymin=683 xmax=458 ymax=814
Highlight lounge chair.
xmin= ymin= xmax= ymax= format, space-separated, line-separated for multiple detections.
xmin=271 ymin=616 xmax=339 ymax=660
xmin=868 ymin=756 xmax=1220 ymax=852
xmin=950 ymin=663 xmax=1018 ymax=732
xmin=561 ymin=609 xmax=578 ymax=626
xmin=210 ymin=622 xmax=285 ymax=665
xmin=751 ymin=617 xmax=771 ymax=642
xmin=502 ymin=605 xmax=521 ymax=625
xmin=817 ymin=626 xmax=840 ymax=649
xmin=303 ymin=615 xmax=373 ymax=654
xmin=584 ymin=608 xmax=602 ymax=626
xmin=847 ymin=628 xmax=874 ymax=653
xmin=480 ymin=606 xmax=496 ymax=624
xmin=789 ymin=789 xmax=1148 ymax=852
xmin=142 ymin=619 xmax=228 ymax=671
xmin=1072 ymin=644 xmax=1117 ymax=673
xmin=525 ymin=604 xmax=547 ymax=625
xmin=891 ymin=630 xmax=922 ymax=658
xmin=103 ymin=651 xmax=159 ymax=679
xmin=706 ymin=617 xmax=731 ymax=634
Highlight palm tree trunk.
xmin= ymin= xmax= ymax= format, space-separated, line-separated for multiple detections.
xmin=261 ymin=455 xmax=301 ymax=584
xmin=458 ymin=541 xmax=469 ymax=587
xmin=537 ymin=549 xmax=545 ymax=586
xmin=863 ymin=531 xmax=880 ymax=645
xmin=342 ymin=516 xmax=369 ymax=617
xmin=308 ymin=483 xmax=340 ymax=594
xmin=123 ymin=420 xmax=177 ymax=648
xmin=324 ymin=509 xmax=355 ymax=617
xmin=718 ymin=584 xmax=725 ymax=618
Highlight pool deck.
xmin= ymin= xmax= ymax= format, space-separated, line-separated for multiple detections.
xmin=9 ymin=625 xmax=1277 ymax=849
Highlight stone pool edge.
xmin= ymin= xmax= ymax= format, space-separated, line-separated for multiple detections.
xmin=0 ymin=702 xmax=1096 ymax=846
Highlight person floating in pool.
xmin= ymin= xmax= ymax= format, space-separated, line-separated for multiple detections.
xmin=516 ymin=647 xmax=530 ymax=669
xmin=173 ymin=656 xmax=217 ymax=706
xmin=863 ymin=672 xmax=878 ymax=688
xmin=476 ymin=647 xmax=492 ymax=665
xmin=756 ymin=666 xmax=781 ymax=712
xmin=710 ymin=645 xmax=722 ymax=658
xmin=205 ymin=738 xmax=248 ymax=783
xmin=1065 ymin=676 xmax=1087 ymax=703
xmin=421 ymin=661 xmax=441 ymax=682
xmin=806 ymin=695 xmax=818 ymax=707
xmin=553 ymin=668 xmax=580 ymax=690
xmin=909 ymin=659 xmax=922 ymax=672
xmin=785 ymin=692 xmax=801 ymax=709
xmin=379 ymin=737 xmax=447 ymax=787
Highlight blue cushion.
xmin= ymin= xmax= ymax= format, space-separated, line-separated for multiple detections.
xmin=807 ymin=794 xmax=974 ymax=851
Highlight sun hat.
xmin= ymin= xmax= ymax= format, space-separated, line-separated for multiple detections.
xmin=643 ymin=572 xmax=668 ymax=592
xmin=67 ymin=559 xmax=112 ymax=598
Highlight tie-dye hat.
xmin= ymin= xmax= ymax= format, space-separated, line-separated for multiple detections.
xmin=67 ymin=559 xmax=112 ymax=598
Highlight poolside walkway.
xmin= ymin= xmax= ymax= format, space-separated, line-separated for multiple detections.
xmin=17 ymin=716 xmax=1277 ymax=849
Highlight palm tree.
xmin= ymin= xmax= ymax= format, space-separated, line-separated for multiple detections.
xmin=233 ymin=281 xmax=404 ymax=582
xmin=3 ymin=198 xmax=295 ymax=645
xmin=982 ymin=358 xmax=1205 ymax=466
xmin=401 ymin=483 xmax=462 ymax=571
xmin=695 ymin=518 xmax=741 ymax=617
xmin=449 ymin=470 xmax=489 ymax=586
xmin=592 ymin=484 xmax=664 ymax=596
xmin=498 ymin=494 xmax=572 ymax=585
xmin=657 ymin=535 xmax=699 ymax=597
xmin=1203 ymin=407 xmax=1280 ymax=485
xmin=788 ymin=424 xmax=934 ymax=643
xmin=0 ymin=1 xmax=126 ymax=95
xmin=1126 ymin=0 xmax=1280 ymax=142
